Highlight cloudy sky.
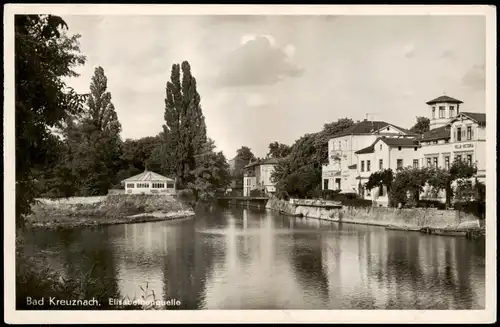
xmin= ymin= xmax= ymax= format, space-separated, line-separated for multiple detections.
xmin=61 ymin=14 xmax=486 ymax=159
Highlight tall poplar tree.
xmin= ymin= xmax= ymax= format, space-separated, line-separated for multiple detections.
xmin=163 ymin=61 xmax=207 ymax=188
xmin=67 ymin=66 xmax=123 ymax=195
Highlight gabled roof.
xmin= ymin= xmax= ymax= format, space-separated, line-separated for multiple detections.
xmin=420 ymin=125 xmax=451 ymax=141
xmin=333 ymin=120 xmax=415 ymax=138
xmin=355 ymin=137 xmax=420 ymax=155
xmin=450 ymin=112 xmax=486 ymax=127
xmin=425 ymin=95 xmax=463 ymax=105
xmin=121 ymin=170 xmax=175 ymax=183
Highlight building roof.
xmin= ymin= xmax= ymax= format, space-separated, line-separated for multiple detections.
xmin=333 ymin=120 xmax=415 ymax=138
xmin=121 ymin=170 xmax=175 ymax=183
xmin=354 ymin=137 xmax=420 ymax=154
xmin=420 ymin=125 xmax=451 ymax=141
xmin=452 ymin=112 xmax=486 ymax=126
xmin=425 ymin=95 xmax=463 ymax=105
xmin=379 ymin=137 xmax=420 ymax=148
xmin=244 ymin=157 xmax=280 ymax=169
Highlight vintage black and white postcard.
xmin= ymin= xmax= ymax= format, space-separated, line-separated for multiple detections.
xmin=4 ymin=4 xmax=497 ymax=324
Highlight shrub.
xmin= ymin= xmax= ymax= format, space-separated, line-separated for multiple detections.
xmin=454 ymin=200 xmax=485 ymax=218
xmin=320 ymin=189 xmax=341 ymax=200
xmin=340 ymin=198 xmax=373 ymax=207
xmin=250 ymin=188 xmax=265 ymax=197
xmin=418 ymin=199 xmax=447 ymax=210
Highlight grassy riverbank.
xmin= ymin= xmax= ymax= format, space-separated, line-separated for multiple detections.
xmin=25 ymin=194 xmax=195 ymax=229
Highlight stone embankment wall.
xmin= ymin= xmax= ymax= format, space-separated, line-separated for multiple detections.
xmin=266 ymin=198 xmax=482 ymax=231
xmin=30 ymin=194 xmax=188 ymax=218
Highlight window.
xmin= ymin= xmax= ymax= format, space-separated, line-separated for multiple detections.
xmin=467 ymin=126 xmax=472 ymax=140
xmin=367 ymin=160 xmax=371 ymax=172
xmin=439 ymin=106 xmax=445 ymax=118
xmin=414 ymin=147 xmax=418 ymax=151
xmin=413 ymin=159 xmax=419 ymax=169
xmin=398 ymin=146 xmax=402 ymax=151
xmin=167 ymin=182 xmax=175 ymax=189
xmin=379 ymin=144 xmax=382 ymax=150
xmin=397 ymin=159 xmax=403 ymax=170
xmin=379 ymin=159 xmax=383 ymax=170
xmin=126 ymin=183 xmax=135 ymax=188
xmin=449 ymin=106 xmax=455 ymax=117
xmin=426 ymin=157 xmax=432 ymax=167
xmin=444 ymin=156 xmax=450 ymax=169
xmin=433 ymin=140 xmax=438 ymax=144
xmin=323 ymin=179 xmax=329 ymax=190
xmin=433 ymin=157 xmax=438 ymax=168
xmin=467 ymin=154 xmax=473 ymax=165
xmin=456 ymin=127 xmax=462 ymax=141
xmin=456 ymin=155 xmax=462 ymax=162
xmin=152 ymin=183 xmax=165 ymax=188
xmin=137 ymin=183 xmax=149 ymax=188
xmin=339 ymin=141 xmax=341 ymax=150
xmin=360 ymin=161 xmax=365 ymax=172
xmin=432 ymin=107 xmax=436 ymax=119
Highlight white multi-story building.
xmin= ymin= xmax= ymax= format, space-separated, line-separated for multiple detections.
xmin=321 ymin=120 xmax=417 ymax=193
xmin=243 ymin=158 xmax=279 ymax=197
xmin=323 ymin=94 xmax=486 ymax=206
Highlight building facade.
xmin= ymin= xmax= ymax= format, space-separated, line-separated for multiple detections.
xmin=346 ymin=95 xmax=486 ymax=206
xmin=321 ymin=120 xmax=417 ymax=193
xmin=243 ymin=158 xmax=278 ymax=197
xmin=121 ymin=170 xmax=176 ymax=195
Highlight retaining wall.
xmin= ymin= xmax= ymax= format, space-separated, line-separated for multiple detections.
xmin=266 ymin=198 xmax=482 ymax=231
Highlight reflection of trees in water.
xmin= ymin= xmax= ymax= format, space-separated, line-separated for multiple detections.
xmin=366 ymin=233 xmax=482 ymax=309
xmin=289 ymin=232 xmax=329 ymax=303
xmin=161 ymin=219 xmax=215 ymax=309
xmin=21 ymin=227 xmax=121 ymax=308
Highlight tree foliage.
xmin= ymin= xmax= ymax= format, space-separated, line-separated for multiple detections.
xmin=235 ymin=146 xmax=256 ymax=163
xmin=63 ymin=66 xmax=123 ymax=195
xmin=163 ymin=61 xmax=207 ymax=188
xmin=187 ymin=139 xmax=231 ymax=201
xmin=391 ymin=167 xmax=432 ymax=207
xmin=15 ymin=14 xmax=86 ymax=226
xmin=409 ymin=116 xmax=430 ymax=134
xmin=267 ymin=142 xmax=291 ymax=158
xmin=271 ymin=118 xmax=354 ymax=198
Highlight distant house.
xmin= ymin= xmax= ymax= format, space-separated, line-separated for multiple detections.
xmin=243 ymin=157 xmax=279 ymax=197
xmin=121 ymin=169 xmax=176 ymax=195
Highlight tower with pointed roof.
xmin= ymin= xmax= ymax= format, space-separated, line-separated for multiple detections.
xmin=426 ymin=95 xmax=463 ymax=130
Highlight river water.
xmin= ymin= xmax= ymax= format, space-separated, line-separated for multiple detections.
xmin=20 ymin=206 xmax=485 ymax=310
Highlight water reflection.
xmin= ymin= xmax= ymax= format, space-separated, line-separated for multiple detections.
xmin=20 ymin=207 xmax=485 ymax=310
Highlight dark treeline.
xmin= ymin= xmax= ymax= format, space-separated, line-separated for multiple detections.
xmin=16 ymin=15 xmax=230 ymax=227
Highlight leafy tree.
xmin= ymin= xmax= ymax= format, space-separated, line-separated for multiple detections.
xmin=65 ymin=66 xmax=123 ymax=195
xmin=235 ymin=146 xmax=256 ymax=163
xmin=187 ymin=139 xmax=230 ymax=201
xmin=267 ymin=142 xmax=291 ymax=158
xmin=391 ymin=167 xmax=432 ymax=207
xmin=15 ymin=15 xmax=86 ymax=226
xmin=409 ymin=116 xmax=430 ymax=134
xmin=275 ymin=164 xmax=321 ymax=199
xmin=426 ymin=160 xmax=478 ymax=206
xmin=365 ymin=169 xmax=394 ymax=205
xmin=163 ymin=61 xmax=207 ymax=188
xmin=271 ymin=118 xmax=355 ymax=199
